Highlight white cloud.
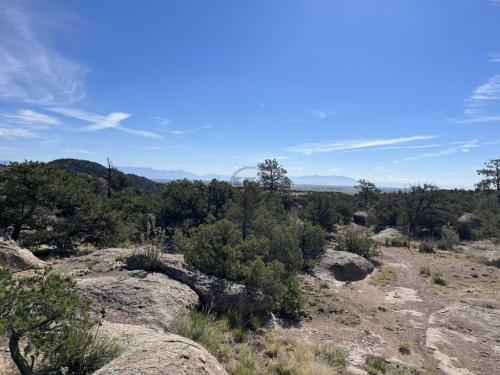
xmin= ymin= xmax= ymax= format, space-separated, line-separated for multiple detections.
xmin=251 ymin=99 xmax=265 ymax=108
xmin=0 ymin=146 xmax=18 ymax=153
xmin=0 ymin=127 xmax=38 ymax=139
xmin=61 ymin=148 xmax=93 ymax=154
xmin=48 ymin=107 xmax=162 ymax=138
xmin=288 ymin=135 xmax=438 ymax=155
xmin=0 ymin=4 xmax=87 ymax=105
xmin=489 ymin=52 xmax=500 ymax=63
xmin=394 ymin=140 xmax=483 ymax=163
xmin=312 ymin=110 xmax=327 ymax=120
xmin=1 ymin=109 xmax=60 ymax=127
xmin=451 ymin=75 xmax=500 ymax=123
xmin=151 ymin=115 xmax=172 ymax=126
xmin=168 ymin=125 xmax=211 ymax=135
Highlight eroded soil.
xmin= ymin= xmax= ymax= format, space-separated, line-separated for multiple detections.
xmin=283 ymin=245 xmax=500 ymax=375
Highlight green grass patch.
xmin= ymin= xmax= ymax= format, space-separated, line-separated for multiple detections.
xmin=369 ymin=267 xmax=397 ymax=286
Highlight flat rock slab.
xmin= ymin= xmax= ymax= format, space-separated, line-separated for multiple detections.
xmin=0 ymin=239 xmax=46 ymax=272
xmin=95 ymin=322 xmax=228 ymax=375
xmin=426 ymin=303 xmax=500 ymax=375
xmin=318 ymin=249 xmax=374 ymax=281
xmin=77 ymin=271 xmax=199 ymax=327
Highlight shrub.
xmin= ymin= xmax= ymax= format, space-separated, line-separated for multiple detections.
xmin=438 ymin=224 xmax=459 ymax=250
xmin=265 ymin=333 xmax=349 ymax=375
xmin=419 ymin=265 xmax=432 ymax=277
xmin=431 ymin=272 xmax=446 ymax=286
xmin=418 ymin=242 xmax=435 ymax=253
xmin=168 ymin=310 xmax=229 ymax=359
xmin=0 ymin=268 xmax=119 ymax=375
xmin=365 ymin=355 xmax=386 ymax=375
xmin=398 ymin=342 xmax=411 ymax=355
xmin=129 ymin=220 xmax=166 ymax=270
xmin=176 ymin=219 xmax=303 ymax=315
xmin=335 ymin=225 xmax=379 ymax=260
xmin=46 ymin=328 xmax=122 ymax=374
xmin=298 ymin=222 xmax=326 ymax=269
xmin=385 ymin=237 xmax=408 ymax=248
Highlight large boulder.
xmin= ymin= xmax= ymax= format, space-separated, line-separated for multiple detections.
xmin=353 ymin=211 xmax=368 ymax=226
xmin=94 ymin=322 xmax=228 ymax=375
xmin=372 ymin=228 xmax=402 ymax=242
xmin=318 ymin=249 xmax=374 ymax=281
xmin=458 ymin=213 xmax=482 ymax=240
xmin=77 ymin=271 xmax=198 ymax=327
xmin=0 ymin=239 xmax=47 ymax=272
xmin=127 ymin=253 xmax=272 ymax=315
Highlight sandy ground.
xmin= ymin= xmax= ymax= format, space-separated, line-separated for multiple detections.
xmin=282 ymin=245 xmax=500 ymax=375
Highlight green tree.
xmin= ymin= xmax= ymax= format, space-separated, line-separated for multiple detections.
xmin=0 ymin=269 xmax=93 ymax=374
xmin=257 ymin=159 xmax=291 ymax=193
xmin=158 ymin=179 xmax=209 ymax=233
xmin=477 ymin=159 xmax=500 ymax=203
xmin=355 ymin=179 xmax=380 ymax=209
xmin=0 ymin=162 xmax=55 ymax=241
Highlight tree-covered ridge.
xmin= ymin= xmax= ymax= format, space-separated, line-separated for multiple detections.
xmin=48 ymin=158 xmax=164 ymax=194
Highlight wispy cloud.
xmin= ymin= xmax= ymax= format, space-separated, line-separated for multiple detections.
xmin=0 ymin=3 xmax=87 ymax=105
xmin=0 ymin=127 xmax=38 ymax=139
xmin=450 ymin=75 xmax=500 ymax=123
xmin=1 ymin=109 xmax=60 ymax=127
xmin=394 ymin=139 xmax=487 ymax=163
xmin=251 ymin=99 xmax=265 ymax=108
xmin=61 ymin=148 xmax=94 ymax=155
xmin=379 ymin=144 xmax=440 ymax=150
xmin=288 ymin=135 xmax=438 ymax=155
xmin=312 ymin=110 xmax=327 ymax=120
xmin=168 ymin=125 xmax=211 ymax=135
xmin=0 ymin=146 xmax=18 ymax=153
xmin=48 ymin=107 xmax=162 ymax=138
xmin=151 ymin=115 xmax=172 ymax=126
xmin=489 ymin=51 xmax=500 ymax=63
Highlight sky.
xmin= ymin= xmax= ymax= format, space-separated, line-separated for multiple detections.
xmin=1 ymin=0 xmax=500 ymax=188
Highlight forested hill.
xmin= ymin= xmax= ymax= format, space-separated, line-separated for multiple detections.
xmin=48 ymin=158 xmax=163 ymax=194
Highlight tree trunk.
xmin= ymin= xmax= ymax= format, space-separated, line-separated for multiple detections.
xmin=11 ymin=222 xmax=22 ymax=241
xmin=9 ymin=333 xmax=32 ymax=375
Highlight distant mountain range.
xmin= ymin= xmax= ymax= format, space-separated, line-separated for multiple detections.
xmin=119 ymin=166 xmax=359 ymax=187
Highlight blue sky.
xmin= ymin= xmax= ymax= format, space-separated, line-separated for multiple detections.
xmin=1 ymin=0 xmax=500 ymax=188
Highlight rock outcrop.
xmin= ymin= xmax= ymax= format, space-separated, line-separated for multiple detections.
xmin=94 ymin=322 xmax=228 ymax=375
xmin=372 ymin=228 xmax=402 ymax=241
xmin=77 ymin=271 xmax=199 ymax=327
xmin=353 ymin=211 xmax=368 ymax=226
xmin=318 ymin=249 xmax=374 ymax=281
xmin=0 ymin=239 xmax=46 ymax=272
xmin=457 ymin=213 xmax=482 ymax=240
xmin=127 ymin=253 xmax=273 ymax=315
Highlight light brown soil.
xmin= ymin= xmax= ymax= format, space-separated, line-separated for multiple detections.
xmin=281 ymin=245 xmax=500 ymax=375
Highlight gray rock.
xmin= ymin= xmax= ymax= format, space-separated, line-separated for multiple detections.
xmin=353 ymin=211 xmax=368 ymax=226
xmin=372 ymin=228 xmax=402 ymax=241
xmin=127 ymin=253 xmax=273 ymax=315
xmin=458 ymin=213 xmax=482 ymax=240
xmin=77 ymin=271 xmax=199 ymax=327
xmin=458 ymin=213 xmax=482 ymax=227
xmin=0 ymin=239 xmax=47 ymax=272
xmin=94 ymin=322 xmax=228 ymax=375
xmin=318 ymin=249 xmax=374 ymax=281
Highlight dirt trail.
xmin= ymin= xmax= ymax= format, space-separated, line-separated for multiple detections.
xmin=285 ymin=246 xmax=500 ymax=375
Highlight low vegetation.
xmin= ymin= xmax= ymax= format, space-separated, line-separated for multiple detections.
xmin=168 ymin=309 xmax=349 ymax=375
xmin=365 ymin=355 xmax=387 ymax=375
xmin=398 ymin=342 xmax=411 ymax=355
xmin=335 ymin=225 xmax=379 ymax=260
xmin=0 ymin=268 xmax=120 ymax=375
xmin=369 ymin=267 xmax=397 ymax=286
